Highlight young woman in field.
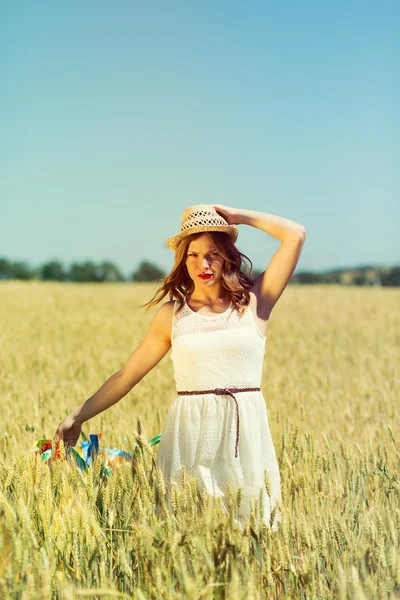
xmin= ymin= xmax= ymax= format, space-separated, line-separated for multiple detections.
xmin=54 ymin=204 xmax=306 ymax=531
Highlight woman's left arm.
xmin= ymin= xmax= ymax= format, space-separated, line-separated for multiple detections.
xmin=214 ymin=205 xmax=306 ymax=312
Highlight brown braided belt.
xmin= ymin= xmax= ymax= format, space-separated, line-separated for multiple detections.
xmin=177 ymin=387 xmax=261 ymax=458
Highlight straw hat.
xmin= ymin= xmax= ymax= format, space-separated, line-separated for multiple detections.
xmin=166 ymin=204 xmax=239 ymax=252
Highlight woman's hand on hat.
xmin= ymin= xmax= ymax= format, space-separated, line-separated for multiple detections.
xmin=212 ymin=204 xmax=238 ymax=225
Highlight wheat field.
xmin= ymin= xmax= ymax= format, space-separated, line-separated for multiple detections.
xmin=0 ymin=281 xmax=399 ymax=599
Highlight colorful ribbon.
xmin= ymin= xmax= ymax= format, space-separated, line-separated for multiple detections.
xmin=33 ymin=433 xmax=162 ymax=477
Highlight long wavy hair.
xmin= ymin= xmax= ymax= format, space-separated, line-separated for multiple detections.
xmin=140 ymin=231 xmax=256 ymax=315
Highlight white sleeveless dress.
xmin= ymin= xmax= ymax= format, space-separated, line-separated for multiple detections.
xmin=156 ymin=296 xmax=282 ymax=531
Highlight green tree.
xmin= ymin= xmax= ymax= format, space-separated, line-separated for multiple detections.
xmin=68 ymin=261 xmax=98 ymax=282
xmin=40 ymin=261 xmax=66 ymax=281
xmin=9 ymin=261 xmax=34 ymax=280
xmin=295 ymin=271 xmax=319 ymax=283
xmin=353 ymin=273 xmax=367 ymax=286
xmin=132 ymin=261 xmax=166 ymax=282
xmin=94 ymin=261 xmax=125 ymax=282
xmin=0 ymin=258 xmax=11 ymax=280
xmin=382 ymin=267 xmax=400 ymax=287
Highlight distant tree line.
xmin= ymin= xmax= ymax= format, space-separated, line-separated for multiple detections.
xmin=0 ymin=257 xmax=399 ymax=286
xmin=0 ymin=258 xmax=165 ymax=283
xmin=290 ymin=265 xmax=400 ymax=286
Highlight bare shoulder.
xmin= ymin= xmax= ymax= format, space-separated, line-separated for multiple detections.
xmin=246 ymin=283 xmax=271 ymax=338
xmin=150 ymin=300 xmax=175 ymax=343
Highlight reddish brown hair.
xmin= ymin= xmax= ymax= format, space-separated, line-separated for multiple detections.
xmin=140 ymin=231 xmax=256 ymax=315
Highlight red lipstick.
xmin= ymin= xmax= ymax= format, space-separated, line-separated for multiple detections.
xmin=198 ymin=274 xmax=212 ymax=280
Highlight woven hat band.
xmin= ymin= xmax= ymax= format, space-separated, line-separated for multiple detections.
xmin=166 ymin=204 xmax=238 ymax=252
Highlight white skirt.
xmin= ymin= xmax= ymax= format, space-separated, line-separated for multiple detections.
xmin=156 ymin=390 xmax=282 ymax=531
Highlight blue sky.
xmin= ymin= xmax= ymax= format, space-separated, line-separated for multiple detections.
xmin=1 ymin=1 xmax=399 ymax=277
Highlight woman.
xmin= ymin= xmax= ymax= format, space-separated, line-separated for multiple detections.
xmin=54 ymin=204 xmax=306 ymax=531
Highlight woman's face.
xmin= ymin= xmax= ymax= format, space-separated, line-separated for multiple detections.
xmin=185 ymin=233 xmax=224 ymax=287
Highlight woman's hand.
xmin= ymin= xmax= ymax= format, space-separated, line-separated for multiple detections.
xmin=54 ymin=413 xmax=82 ymax=448
xmin=212 ymin=204 xmax=239 ymax=226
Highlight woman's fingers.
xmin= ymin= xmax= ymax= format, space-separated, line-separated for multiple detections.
xmin=52 ymin=418 xmax=82 ymax=452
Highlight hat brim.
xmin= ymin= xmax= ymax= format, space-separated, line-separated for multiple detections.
xmin=166 ymin=225 xmax=238 ymax=252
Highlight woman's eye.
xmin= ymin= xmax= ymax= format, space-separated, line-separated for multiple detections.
xmin=188 ymin=253 xmax=218 ymax=257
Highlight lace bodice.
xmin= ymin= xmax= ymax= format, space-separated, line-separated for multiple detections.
xmin=170 ymin=298 xmax=266 ymax=391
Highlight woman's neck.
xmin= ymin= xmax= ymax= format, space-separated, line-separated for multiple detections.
xmin=187 ymin=290 xmax=229 ymax=306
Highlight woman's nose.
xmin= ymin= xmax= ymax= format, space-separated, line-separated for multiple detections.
xmin=201 ymin=257 xmax=210 ymax=268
